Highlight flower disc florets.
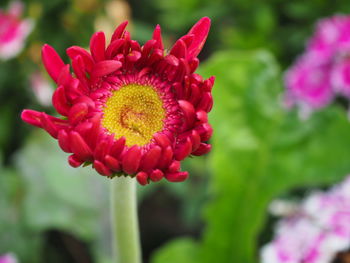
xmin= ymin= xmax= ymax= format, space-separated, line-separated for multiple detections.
xmin=21 ymin=18 xmax=215 ymax=185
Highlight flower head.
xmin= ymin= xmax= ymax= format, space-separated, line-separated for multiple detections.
xmin=285 ymin=15 xmax=350 ymax=113
xmin=21 ymin=18 xmax=214 ymax=185
xmin=0 ymin=1 xmax=33 ymax=60
xmin=261 ymin=176 xmax=350 ymax=263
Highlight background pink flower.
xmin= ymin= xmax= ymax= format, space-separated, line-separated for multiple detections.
xmin=0 ymin=1 xmax=33 ymax=60
xmin=261 ymin=176 xmax=350 ymax=263
xmin=0 ymin=253 xmax=17 ymax=263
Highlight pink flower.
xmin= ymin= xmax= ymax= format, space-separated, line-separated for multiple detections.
xmin=307 ymin=15 xmax=350 ymax=59
xmin=21 ymin=18 xmax=214 ymax=185
xmin=285 ymin=53 xmax=333 ymax=110
xmin=0 ymin=1 xmax=33 ymax=60
xmin=0 ymin=253 xmax=17 ymax=263
xmin=331 ymin=56 xmax=350 ymax=98
xmin=285 ymin=15 xmax=350 ymax=112
xmin=261 ymin=176 xmax=350 ymax=263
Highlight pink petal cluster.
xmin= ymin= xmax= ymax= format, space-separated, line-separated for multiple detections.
xmin=285 ymin=15 xmax=350 ymax=112
xmin=261 ymin=176 xmax=350 ymax=263
xmin=0 ymin=1 xmax=33 ymax=60
xmin=21 ymin=18 xmax=214 ymax=185
xmin=0 ymin=253 xmax=17 ymax=263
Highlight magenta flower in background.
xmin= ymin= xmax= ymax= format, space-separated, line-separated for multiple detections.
xmin=0 ymin=1 xmax=33 ymax=60
xmin=0 ymin=253 xmax=17 ymax=263
xmin=261 ymin=176 xmax=350 ymax=263
xmin=285 ymin=15 xmax=350 ymax=113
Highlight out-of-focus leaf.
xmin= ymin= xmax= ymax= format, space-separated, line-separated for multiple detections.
xmin=152 ymin=238 xmax=200 ymax=263
xmin=15 ymin=129 xmax=110 ymax=240
xmin=151 ymin=50 xmax=350 ymax=263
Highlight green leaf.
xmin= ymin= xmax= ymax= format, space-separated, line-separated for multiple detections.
xmin=151 ymin=50 xmax=350 ymax=263
xmin=15 ymin=130 xmax=110 ymax=240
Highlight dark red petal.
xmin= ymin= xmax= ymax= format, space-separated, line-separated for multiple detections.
xmin=127 ymin=50 xmax=142 ymax=62
xmin=174 ymin=137 xmax=192 ymax=161
xmin=106 ymin=39 xmax=125 ymax=59
xmin=111 ymin=21 xmax=128 ymax=42
xmin=187 ymin=17 xmax=211 ymax=60
xmin=90 ymin=31 xmax=106 ymax=62
xmin=164 ymin=54 xmax=179 ymax=66
xmin=58 ymin=130 xmax=71 ymax=152
xmin=192 ymin=143 xmax=211 ymax=156
xmin=40 ymin=113 xmax=59 ymax=138
xmin=139 ymin=146 xmax=162 ymax=171
xmin=57 ymin=65 xmax=74 ymax=87
xmin=165 ymin=171 xmax=189 ymax=182
xmin=73 ymin=95 xmax=95 ymax=109
xmin=170 ymin=39 xmax=187 ymax=59
xmin=42 ymin=44 xmax=65 ymax=83
xmin=105 ymin=155 xmax=121 ymax=171
xmin=94 ymin=160 xmax=112 ymax=176
xmin=110 ymin=137 xmax=126 ymax=158
xmin=150 ymin=169 xmax=164 ymax=182
xmin=197 ymin=92 xmax=213 ymax=112
xmin=152 ymin=24 xmax=164 ymax=50
xmin=68 ymin=103 xmax=88 ymax=125
xmin=94 ymin=140 xmax=109 ymax=161
xmin=168 ymin=160 xmax=181 ymax=173
xmin=66 ymin=46 xmax=94 ymax=72
xmin=136 ymin=171 xmax=149 ymax=186
xmin=68 ymin=154 xmax=84 ymax=167
xmin=21 ymin=109 xmax=43 ymax=127
xmin=190 ymin=130 xmax=201 ymax=152
xmin=154 ymin=133 xmax=172 ymax=149
xmin=178 ymin=100 xmax=195 ymax=129
xmin=122 ymin=146 xmax=142 ymax=174
xmin=52 ymin=86 xmax=70 ymax=116
xmin=69 ymin=131 xmax=93 ymax=160
xmin=196 ymin=123 xmax=213 ymax=141
xmin=158 ymin=146 xmax=173 ymax=169
xmin=92 ymin=60 xmax=122 ymax=77
xmin=196 ymin=110 xmax=208 ymax=123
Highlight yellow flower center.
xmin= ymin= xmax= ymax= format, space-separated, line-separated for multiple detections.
xmin=101 ymin=84 xmax=166 ymax=147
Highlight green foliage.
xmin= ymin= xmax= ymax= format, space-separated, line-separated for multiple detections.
xmin=151 ymin=50 xmax=350 ymax=263
xmin=151 ymin=0 xmax=350 ymax=65
xmin=0 ymin=130 xmax=111 ymax=262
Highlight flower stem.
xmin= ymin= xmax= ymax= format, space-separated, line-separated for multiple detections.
xmin=110 ymin=176 xmax=142 ymax=263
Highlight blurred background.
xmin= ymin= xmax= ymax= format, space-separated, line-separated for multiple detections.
xmin=2 ymin=0 xmax=350 ymax=263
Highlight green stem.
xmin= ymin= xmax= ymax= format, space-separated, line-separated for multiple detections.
xmin=110 ymin=176 xmax=142 ymax=263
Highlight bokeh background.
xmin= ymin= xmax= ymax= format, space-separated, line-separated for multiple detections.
xmin=2 ymin=0 xmax=350 ymax=263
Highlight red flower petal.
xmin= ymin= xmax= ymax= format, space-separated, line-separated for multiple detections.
xmin=90 ymin=32 xmax=106 ymax=62
xmin=192 ymin=143 xmax=211 ymax=156
xmin=21 ymin=109 xmax=43 ymax=128
xmin=68 ymin=154 xmax=84 ymax=167
xmin=42 ymin=44 xmax=65 ymax=83
xmin=92 ymin=60 xmax=122 ymax=77
xmin=165 ymin=171 xmax=189 ymax=182
xmin=152 ymin=24 xmax=164 ymax=50
xmin=111 ymin=21 xmax=128 ymax=42
xmin=150 ymin=169 xmax=164 ymax=182
xmin=94 ymin=160 xmax=112 ymax=176
xmin=140 ymin=145 xmax=162 ymax=171
xmin=136 ymin=171 xmax=149 ymax=186
xmin=58 ymin=130 xmax=71 ymax=153
xmin=69 ymin=131 xmax=93 ymax=160
xmin=187 ymin=17 xmax=211 ymax=60
xmin=105 ymin=155 xmax=121 ymax=172
xmin=174 ymin=137 xmax=192 ymax=161
xmin=122 ymin=146 xmax=142 ymax=174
